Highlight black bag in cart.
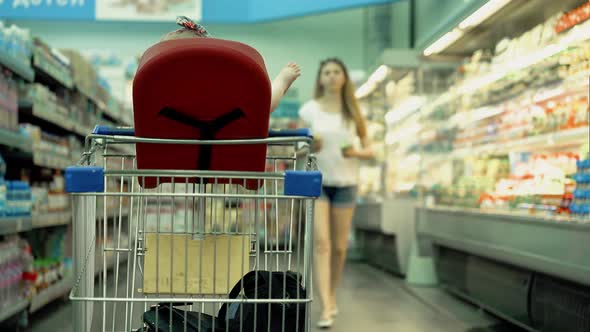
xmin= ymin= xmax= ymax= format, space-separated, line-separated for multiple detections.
xmin=218 ymin=271 xmax=307 ymax=332
xmin=141 ymin=303 xmax=224 ymax=332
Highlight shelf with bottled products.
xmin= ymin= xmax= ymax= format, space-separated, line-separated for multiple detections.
xmin=0 ymin=22 xmax=34 ymax=83
xmin=0 ymin=20 xmax=135 ymax=325
xmin=32 ymin=38 xmax=74 ymax=90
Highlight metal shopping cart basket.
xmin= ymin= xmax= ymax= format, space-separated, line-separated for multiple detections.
xmin=65 ymin=126 xmax=321 ymax=332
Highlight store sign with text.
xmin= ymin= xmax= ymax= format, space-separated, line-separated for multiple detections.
xmin=0 ymin=0 xmax=96 ymax=20
xmin=1 ymin=0 xmax=392 ymax=22
xmin=0 ymin=0 xmax=202 ymax=21
xmin=96 ymin=0 xmax=202 ymax=22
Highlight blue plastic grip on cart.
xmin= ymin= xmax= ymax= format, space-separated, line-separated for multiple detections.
xmin=284 ymin=171 xmax=322 ymax=197
xmin=92 ymin=125 xmax=135 ymax=136
xmin=269 ymin=128 xmax=312 ymax=138
xmin=65 ymin=167 xmax=105 ymax=193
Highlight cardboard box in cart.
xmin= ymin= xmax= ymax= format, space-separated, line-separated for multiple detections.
xmin=141 ymin=183 xmax=251 ymax=295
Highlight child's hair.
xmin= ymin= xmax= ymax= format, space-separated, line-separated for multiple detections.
xmin=161 ymin=16 xmax=210 ymax=41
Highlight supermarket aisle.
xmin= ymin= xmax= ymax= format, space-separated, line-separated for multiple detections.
xmin=27 ymin=263 xmax=522 ymax=332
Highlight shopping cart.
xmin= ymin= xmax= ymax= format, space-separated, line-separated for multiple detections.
xmin=65 ymin=126 xmax=321 ymax=332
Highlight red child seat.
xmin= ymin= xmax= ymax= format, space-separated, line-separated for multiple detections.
xmin=133 ymin=37 xmax=272 ymax=190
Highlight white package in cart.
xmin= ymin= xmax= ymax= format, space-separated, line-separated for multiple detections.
xmin=142 ymin=233 xmax=250 ymax=295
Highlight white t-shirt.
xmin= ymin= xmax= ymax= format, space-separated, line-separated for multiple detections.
xmin=299 ymin=100 xmax=359 ymax=187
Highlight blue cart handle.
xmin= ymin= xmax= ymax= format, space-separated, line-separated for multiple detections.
xmin=268 ymin=128 xmax=313 ymax=138
xmin=93 ymin=125 xmax=135 ymax=136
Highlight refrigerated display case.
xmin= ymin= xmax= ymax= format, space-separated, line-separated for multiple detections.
xmin=406 ymin=3 xmax=590 ymax=330
xmin=353 ymin=69 xmax=437 ymax=276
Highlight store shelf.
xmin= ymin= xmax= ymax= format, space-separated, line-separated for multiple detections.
xmin=20 ymin=100 xmax=77 ymax=134
xmin=75 ymin=85 xmax=98 ymax=106
xmin=0 ymin=127 xmax=33 ymax=152
xmin=32 ymin=211 xmax=72 ymax=229
xmin=32 ymin=49 xmax=74 ymax=89
xmin=437 ymin=73 xmax=589 ymax=133
xmin=422 ymin=126 xmax=589 ymax=168
xmin=0 ymin=297 xmax=29 ymax=324
xmin=417 ymin=206 xmax=590 ymax=286
xmin=29 ymin=277 xmax=73 ymax=314
xmin=0 ymin=216 xmax=33 ymax=235
xmin=455 ymin=126 xmax=589 ymax=156
xmin=429 ymin=22 xmax=590 ymax=109
xmin=33 ymin=152 xmax=72 ymax=170
xmin=0 ymin=49 xmax=34 ymax=82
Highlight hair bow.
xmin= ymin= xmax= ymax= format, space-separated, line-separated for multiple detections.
xmin=176 ymin=16 xmax=210 ymax=37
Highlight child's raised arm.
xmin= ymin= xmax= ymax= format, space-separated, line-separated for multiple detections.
xmin=270 ymin=62 xmax=301 ymax=113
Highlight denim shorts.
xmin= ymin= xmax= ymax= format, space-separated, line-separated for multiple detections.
xmin=319 ymin=186 xmax=358 ymax=208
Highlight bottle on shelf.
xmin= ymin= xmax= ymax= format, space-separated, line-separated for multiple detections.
xmin=0 ymin=153 xmax=6 ymax=217
xmin=0 ymin=238 xmax=24 ymax=310
xmin=21 ymin=239 xmax=37 ymax=300
xmin=6 ymin=181 xmax=32 ymax=217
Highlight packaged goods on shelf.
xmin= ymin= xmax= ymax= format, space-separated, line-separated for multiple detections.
xmin=0 ymin=154 xmax=6 ymax=216
xmin=0 ymin=21 xmax=32 ymax=67
xmin=31 ymin=185 xmax=49 ymax=213
xmin=32 ymin=38 xmax=72 ymax=87
xmin=70 ymin=93 xmax=98 ymax=129
xmin=61 ymin=49 xmax=98 ymax=99
xmin=430 ymin=18 xmax=590 ymax=120
xmin=555 ymin=2 xmax=590 ymax=33
xmin=84 ymin=50 xmax=131 ymax=103
xmin=1 ymin=151 xmax=33 ymax=217
xmin=47 ymin=170 xmax=68 ymax=212
xmin=68 ymin=137 xmax=83 ymax=165
xmin=0 ymin=238 xmax=25 ymax=312
xmin=571 ymin=159 xmax=590 ymax=218
xmin=32 ymin=259 xmax=68 ymax=293
xmin=39 ymin=132 xmax=70 ymax=159
xmin=20 ymin=83 xmax=71 ymax=119
xmin=373 ymin=3 xmax=590 ymax=223
xmin=21 ymin=123 xmax=74 ymax=169
xmin=26 ymin=225 xmax=71 ymax=294
xmin=96 ymin=85 xmax=110 ymax=111
xmin=30 ymin=171 xmax=68 ymax=214
xmin=6 ymin=181 xmax=32 ymax=217
xmin=0 ymin=71 xmax=18 ymax=132
xmin=47 ymin=192 xmax=68 ymax=212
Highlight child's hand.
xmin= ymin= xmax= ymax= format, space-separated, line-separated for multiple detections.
xmin=270 ymin=62 xmax=302 ymax=113
xmin=278 ymin=62 xmax=301 ymax=93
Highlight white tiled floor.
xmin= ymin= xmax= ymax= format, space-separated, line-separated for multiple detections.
xmin=25 ymin=263 xmax=526 ymax=332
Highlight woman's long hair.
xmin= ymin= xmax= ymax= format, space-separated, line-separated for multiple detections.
xmin=314 ymin=58 xmax=367 ymax=139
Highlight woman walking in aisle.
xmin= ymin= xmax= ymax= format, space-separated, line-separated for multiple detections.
xmin=299 ymin=58 xmax=374 ymax=328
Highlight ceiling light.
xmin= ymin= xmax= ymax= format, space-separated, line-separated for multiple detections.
xmin=459 ymin=0 xmax=513 ymax=30
xmin=368 ymin=65 xmax=391 ymax=84
xmin=423 ymin=28 xmax=464 ymax=56
xmin=355 ymin=82 xmax=377 ymax=99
